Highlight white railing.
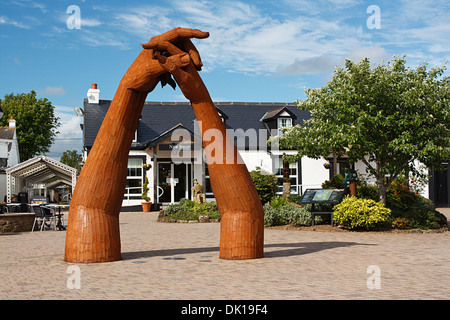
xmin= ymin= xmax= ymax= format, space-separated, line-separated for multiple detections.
xmin=124 ymin=187 xmax=142 ymax=205
xmin=123 ymin=186 xmax=165 ymax=205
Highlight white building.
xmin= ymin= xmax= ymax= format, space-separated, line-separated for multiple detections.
xmin=0 ymin=117 xmax=20 ymax=202
xmin=80 ymin=84 xmax=439 ymax=209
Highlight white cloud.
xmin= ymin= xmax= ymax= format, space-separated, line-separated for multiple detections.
xmin=49 ymin=107 xmax=83 ymax=159
xmin=44 ymin=86 xmax=66 ymax=96
xmin=343 ymin=45 xmax=391 ymax=65
xmin=0 ymin=15 xmax=30 ymax=29
xmin=56 ymin=0 xmax=448 ymax=76
xmin=277 ymin=54 xmax=340 ymax=75
xmin=81 ymin=18 xmax=102 ymax=27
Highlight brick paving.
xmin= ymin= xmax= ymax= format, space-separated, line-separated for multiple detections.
xmin=1 ymin=208 xmax=450 ymax=300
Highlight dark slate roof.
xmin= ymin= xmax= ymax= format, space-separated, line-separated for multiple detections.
xmin=260 ymin=106 xmax=297 ymax=121
xmin=83 ymin=100 xmax=310 ymax=150
xmin=0 ymin=127 xmax=15 ymax=140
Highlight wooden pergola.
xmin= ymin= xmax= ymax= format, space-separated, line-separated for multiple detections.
xmin=5 ymin=155 xmax=77 ymax=203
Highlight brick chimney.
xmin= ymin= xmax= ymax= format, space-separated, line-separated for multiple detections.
xmin=87 ymin=83 xmax=100 ymax=104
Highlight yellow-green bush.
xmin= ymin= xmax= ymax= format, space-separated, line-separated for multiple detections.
xmin=333 ymin=196 xmax=391 ymax=230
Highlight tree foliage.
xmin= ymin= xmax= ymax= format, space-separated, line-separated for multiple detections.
xmin=280 ymin=55 xmax=450 ymax=203
xmin=0 ymin=91 xmax=61 ymax=161
xmin=250 ymin=167 xmax=278 ymax=204
xmin=60 ymin=149 xmax=83 ymax=175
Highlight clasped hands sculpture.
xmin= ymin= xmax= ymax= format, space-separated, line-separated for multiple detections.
xmin=65 ymin=28 xmax=264 ymax=263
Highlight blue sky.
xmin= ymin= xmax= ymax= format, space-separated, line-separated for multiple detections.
xmin=1 ymin=0 xmax=449 ymax=160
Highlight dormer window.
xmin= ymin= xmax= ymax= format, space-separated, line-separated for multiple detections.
xmin=260 ymin=106 xmax=296 ymax=138
xmin=277 ymin=117 xmax=292 ymax=136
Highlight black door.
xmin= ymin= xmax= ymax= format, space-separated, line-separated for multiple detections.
xmin=432 ymin=164 xmax=449 ymax=207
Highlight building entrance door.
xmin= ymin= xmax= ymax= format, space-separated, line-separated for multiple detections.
xmin=434 ymin=164 xmax=449 ymax=207
xmin=157 ymin=162 xmax=191 ymax=204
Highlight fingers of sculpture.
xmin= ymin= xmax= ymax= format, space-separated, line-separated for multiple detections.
xmin=154 ymin=51 xmax=190 ymax=72
xmin=142 ymin=28 xmax=208 ymax=71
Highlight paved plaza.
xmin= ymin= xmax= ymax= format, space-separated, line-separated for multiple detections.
xmin=1 ymin=209 xmax=450 ymax=300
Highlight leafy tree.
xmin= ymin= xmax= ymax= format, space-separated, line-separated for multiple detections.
xmin=250 ymin=167 xmax=278 ymax=204
xmin=0 ymin=90 xmax=61 ymax=161
xmin=280 ymin=55 xmax=450 ymax=204
xmin=60 ymin=149 xmax=83 ymax=174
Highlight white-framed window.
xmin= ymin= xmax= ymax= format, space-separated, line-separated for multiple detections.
xmin=277 ymin=117 xmax=292 ymax=136
xmin=274 ymin=156 xmax=299 ymax=194
xmin=125 ymin=158 xmax=143 ymax=198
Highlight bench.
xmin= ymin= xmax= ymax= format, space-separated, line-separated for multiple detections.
xmin=299 ymin=189 xmax=346 ymax=227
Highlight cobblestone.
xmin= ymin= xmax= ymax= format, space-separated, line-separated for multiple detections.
xmin=0 ymin=209 xmax=449 ymax=300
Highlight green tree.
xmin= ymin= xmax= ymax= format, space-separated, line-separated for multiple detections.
xmin=250 ymin=167 xmax=278 ymax=204
xmin=60 ymin=149 xmax=83 ymax=175
xmin=0 ymin=90 xmax=61 ymax=161
xmin=280 ymin=55 xmax=450 ymax=204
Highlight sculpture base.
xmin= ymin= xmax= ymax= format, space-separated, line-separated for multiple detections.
xmin=219 ymin=211 xmax=264 ymax=260
xmin=64 ymin=207 xmax=122 ymax=263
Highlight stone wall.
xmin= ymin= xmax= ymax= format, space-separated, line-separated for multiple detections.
xmin=0 ymin=213 xmax=35 ymax=233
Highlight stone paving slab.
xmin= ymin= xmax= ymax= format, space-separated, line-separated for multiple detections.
xmin=1 ymin=209 xmax=450 ymax=300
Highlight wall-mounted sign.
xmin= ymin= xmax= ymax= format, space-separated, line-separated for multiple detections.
xmin=159 ymin=143 xmax=192 ymax=151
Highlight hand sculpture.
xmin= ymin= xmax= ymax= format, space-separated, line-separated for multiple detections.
xmin=65 ymin=28 xmax=264 ymax=263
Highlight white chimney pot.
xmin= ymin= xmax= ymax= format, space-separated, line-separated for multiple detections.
xmin=9 ymin=116 xmax=16 ymax=129
xmin=87 ymin=83 xmax=100 ymax=104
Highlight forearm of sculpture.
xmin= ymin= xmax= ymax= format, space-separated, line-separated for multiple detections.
xmin=65 ymin=28 xmax=210 ymax=263
xmin=155 ymin=58 xmax=264 ymax=259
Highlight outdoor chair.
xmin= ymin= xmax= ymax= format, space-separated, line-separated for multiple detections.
xmin=31 ymin=206 xmax=55 ymax=232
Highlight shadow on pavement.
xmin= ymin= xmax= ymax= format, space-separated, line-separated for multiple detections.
xmin=263 ymin=241 xmax=375 ymax=258
xmin=122 ymin=241 xmax=374 ymax=260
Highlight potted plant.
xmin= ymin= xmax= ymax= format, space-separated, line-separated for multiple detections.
xmin=141 ymin=175 xmax=152 ymax=212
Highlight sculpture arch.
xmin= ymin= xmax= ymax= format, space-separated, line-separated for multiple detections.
xmin=64 ymin=28 xmax=264 ymax=263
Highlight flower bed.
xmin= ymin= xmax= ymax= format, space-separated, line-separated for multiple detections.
xmin=157 ymin=198 xmax=220 ymax=223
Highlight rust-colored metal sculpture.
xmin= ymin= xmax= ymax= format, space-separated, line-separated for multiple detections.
xmin=65 ymin=28 xmax=264 ymax=263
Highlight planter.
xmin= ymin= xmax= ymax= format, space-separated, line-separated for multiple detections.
xmin=141 ymin=202 xmax=152 ymax=212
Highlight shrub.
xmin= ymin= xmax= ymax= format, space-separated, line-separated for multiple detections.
xmin=357 ymin=185 xmax=379 ymax=202
xmin=250 ymin=167 xmax=278 ymax=204
xmin=356 ymin=183 xmax=443 ymax=230
xmin=269 ymin=196 xmax=289 ymax=209
xmin=164 ymin=198 xmax=195 ymax=217
xmin=333 ymin=196 xmax=391 ymax=230
xmin=401 ymin=207 xmax=447 ymax=230
xmin=279 ymin=203 xmax=312 ymax=227
xmin=322 ymin=174 xmax=345 ymax=189
xmin=263 ymin=202 xmax=278 ymax=227
xmin=287 ymin=194 xmax=302 ymax=203
xmin=392 ymin=217 xmax=409 ymax=230
xmin=193 ymin=201 xmax=220 ymax=220
xmin=164 ymin=198 xmax=220 ymax=221
xmin=263 ymin=201 xmax=312 ymax=227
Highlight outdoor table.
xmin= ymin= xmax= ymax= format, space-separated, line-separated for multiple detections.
xmin=43 ymin=204 xmax=69 ymax=231
xmin=7 ymin=203 xmax=22 ymax=213
xmin=299 ymin=189 xmax=346 ymax=227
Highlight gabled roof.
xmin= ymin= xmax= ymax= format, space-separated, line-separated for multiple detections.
xmin=6 ymin=155 xmax=77 ymax=188
xmin=83 ymin=100 xmax=310 ymax=150
xmin=138 ymin=123 xmax=196 ymax=150
xmin=260 ymin=106 xmax=297 ymax=121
